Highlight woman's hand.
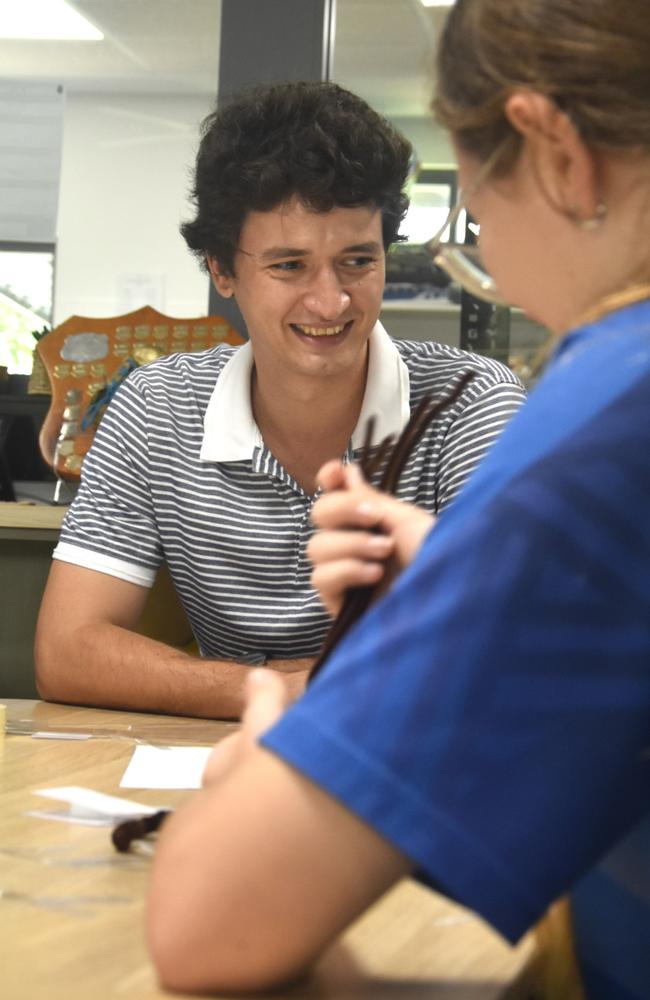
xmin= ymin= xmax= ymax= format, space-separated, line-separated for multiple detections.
xmin=202 ymin=668 xmax=289 ymax=787
xmin=308 ymin=460 xmax=435 ymax=617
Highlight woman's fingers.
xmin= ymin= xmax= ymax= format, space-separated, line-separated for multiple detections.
xmin=312 ymin=489 xmax=384 ymax=532
xmin=316 ymin=459 xmax=366 ymax=494
xmin=202 ymin=669 xmax=289 ymax=788
xmin=202 ymin=732 xmax=241 ymax=787
xmin=308 ymin=524 xmax=395 ymax=616
xmin=311 ymin=558 xmax=385 ymax=616
xmin=307 ymin=529 xmax=394 ymax=565
xmin=316 ymin=459 xmax=349 ymax=493
xmin=241 ymin=668 xmax=289 ymax=743
xmin=311 ymin=459 xmax=435 ymax=614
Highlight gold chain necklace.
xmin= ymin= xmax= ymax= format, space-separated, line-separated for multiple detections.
xmin=574 ymin=283 xmax=650 ymax=328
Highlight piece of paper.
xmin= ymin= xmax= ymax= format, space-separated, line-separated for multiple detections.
xmin=30 ymin=786 xmax=159 ymax=826
xmin=35 ymin=786 xmax=157 ymax=814
xmin=32 ymin=731 xmax=92 ymax=741
xmin=120 ymin=745 xmax=212 ymax=789
xmin=25 ymin=809 xmax=120 ymax=827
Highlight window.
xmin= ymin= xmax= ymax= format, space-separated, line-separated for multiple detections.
xmin=401 ymin=167 xmax=462 ymax=246
xmin=0 ymin=242 xmax=54 ymax=373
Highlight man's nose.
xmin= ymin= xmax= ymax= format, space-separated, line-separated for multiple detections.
xmin=302 ymin=268 xmax=351 ymax=318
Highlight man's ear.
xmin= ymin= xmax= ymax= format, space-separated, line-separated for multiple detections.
xmin=504 ymin=91 xmax=601 ymax=224
xmin=206 ymin=256 xmax=235 ymax=298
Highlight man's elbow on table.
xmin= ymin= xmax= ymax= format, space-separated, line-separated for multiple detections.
xmin=34 ymin=608 xmax=90 ymax=704
xmin=35 ymin=561 xmax=150 ymax=703
xmin=34 ymin=619 xmax=68 ymax=702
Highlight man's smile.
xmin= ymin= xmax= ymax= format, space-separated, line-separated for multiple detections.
xmin=290 ymin=321 xmax=352 ymax=339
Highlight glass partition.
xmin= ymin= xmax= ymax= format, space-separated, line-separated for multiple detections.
xmin=333 ymin=0 xmax=552 ymax=377
xmin=333 ymin=0 xmax=458 ymax=307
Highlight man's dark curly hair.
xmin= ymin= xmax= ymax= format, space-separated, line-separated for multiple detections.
xmin=181 ymin=81 xmax=412 ymax=276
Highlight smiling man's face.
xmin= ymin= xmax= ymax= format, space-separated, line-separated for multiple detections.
xmin=209 ymin=198 xmax=386 ymax=384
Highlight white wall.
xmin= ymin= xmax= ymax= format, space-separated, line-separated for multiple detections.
xmin=54 ymin=91 xmax=215 ymax=324
xmin=52 ymin=97 xmax=456 ymax=327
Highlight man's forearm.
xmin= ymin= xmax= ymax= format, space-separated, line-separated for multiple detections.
xmin=35 ymin=622 xmax=311 ymax=719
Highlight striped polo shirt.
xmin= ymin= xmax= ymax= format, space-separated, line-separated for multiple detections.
xmin=54 ymin=323 xmax=524 ymax=661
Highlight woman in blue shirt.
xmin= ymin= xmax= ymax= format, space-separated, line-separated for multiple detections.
xmin=147 ymin=1 xmax=650 ymax=995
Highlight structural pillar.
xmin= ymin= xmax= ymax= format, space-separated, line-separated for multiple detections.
xmin=208 ymin=0 xmax=337 ymax=331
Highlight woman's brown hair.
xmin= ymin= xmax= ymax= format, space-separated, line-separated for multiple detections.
xmin=433 ymin=0 xmax=650 ymax=169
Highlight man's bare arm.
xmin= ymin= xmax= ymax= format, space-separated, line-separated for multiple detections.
xmin=34 ymin=561 xmax=310 ymax=719
xmin=148 ymin=742 xmax=410 ymax=993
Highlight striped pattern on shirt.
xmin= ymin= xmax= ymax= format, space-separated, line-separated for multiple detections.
xmin=54 ymin=338 xmax=525 ymax=661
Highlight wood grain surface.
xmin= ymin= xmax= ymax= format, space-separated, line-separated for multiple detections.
xmin=0 ymin=700 xmax=540 ymax=1000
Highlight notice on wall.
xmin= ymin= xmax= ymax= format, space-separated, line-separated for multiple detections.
xmin=116 ymin=272 xmax=166 ymax=313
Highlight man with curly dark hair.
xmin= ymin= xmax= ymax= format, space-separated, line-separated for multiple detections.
xmin=181 ymin=82 xmax=410 ymax=277
xmin=36 ymin=81 xmax=524 ymax=720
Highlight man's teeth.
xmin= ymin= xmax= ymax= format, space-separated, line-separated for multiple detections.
xmin=295 ymin=324 xmax=345 ymax=337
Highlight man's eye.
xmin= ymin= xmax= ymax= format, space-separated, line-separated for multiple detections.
xmin=342 ymin=256 xmax=377 ymax=268
xmin=270 ymin=260 xmax=302 ymax=272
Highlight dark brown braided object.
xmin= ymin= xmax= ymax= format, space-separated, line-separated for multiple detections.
xmin=308 ymin=370 xmax=475 ymax=683
xmin=111 ymin=809 xmax=170 ymax=852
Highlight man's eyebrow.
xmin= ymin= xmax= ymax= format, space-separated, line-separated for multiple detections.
xmin=256 ymin=241 xmax=383 ymax=261
xmin=258 ymin=246 xmax=308 ymax=261
xmin=342 ymin=242 xmax=383 ymax=254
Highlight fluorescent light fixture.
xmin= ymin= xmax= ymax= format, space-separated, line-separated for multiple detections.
xmin=0 ymin=0 xmax=103 ymax=40
xmin=419 ymin=1 xmax=455 ymax=7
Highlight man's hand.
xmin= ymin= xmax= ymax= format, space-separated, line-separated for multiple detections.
xmin=309 ymin=460 xmax=435 ymax=616
xmin=202 ymin=668 xmax=290 ymax=786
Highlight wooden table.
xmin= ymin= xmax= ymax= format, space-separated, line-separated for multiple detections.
xmin=0 ymin=699 xmax=542 ymax=1000
xmin=0 ymin=500 xmax=66 ymax=539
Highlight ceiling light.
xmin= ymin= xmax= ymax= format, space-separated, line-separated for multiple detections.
xmin=0 ymin=0 xmax=103 ymax=40
xmin=419 ymin=1 xmax=456 ymax=7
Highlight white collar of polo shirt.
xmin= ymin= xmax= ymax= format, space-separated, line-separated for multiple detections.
xmin=199 ymin=322 xmax=411 ymax=463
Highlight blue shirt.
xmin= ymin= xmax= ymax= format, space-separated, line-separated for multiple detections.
xmin=263 ymin=300 xmax=650 ymax=999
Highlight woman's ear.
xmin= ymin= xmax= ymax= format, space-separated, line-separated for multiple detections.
xmin=206 ymin=256 xmax=235 ymax=298
xmin=504 ymin=91 xmax=601 ymax=224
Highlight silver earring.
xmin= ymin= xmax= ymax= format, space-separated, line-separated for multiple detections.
xmin=575 ymin=201 xmax=608 ymax=230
